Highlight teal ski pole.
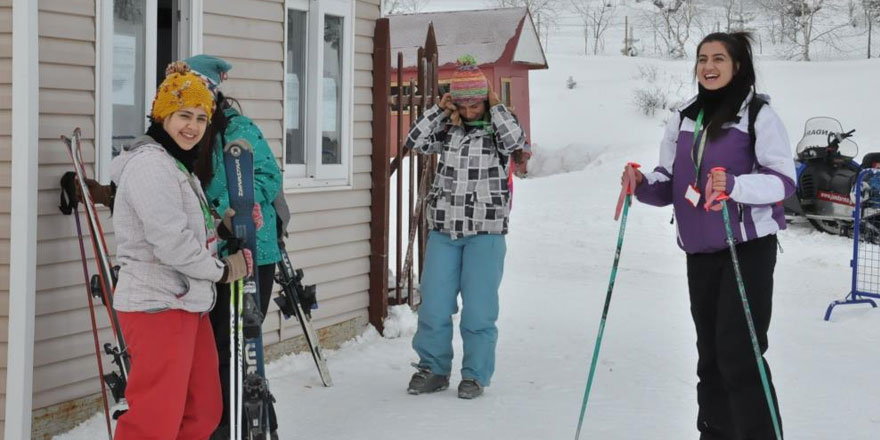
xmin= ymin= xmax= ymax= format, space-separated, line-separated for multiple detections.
xmin=704 ymin=166 xmax=783 ymax=440
xmin=574 ymin=162 xmax=640 ymax=440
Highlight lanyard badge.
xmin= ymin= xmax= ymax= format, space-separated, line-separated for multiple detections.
xmin=685 ymin=109 xmax=708 ymax=208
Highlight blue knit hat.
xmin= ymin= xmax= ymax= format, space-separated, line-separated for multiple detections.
xmin=180 ymin=55 xmax=232 ymax=92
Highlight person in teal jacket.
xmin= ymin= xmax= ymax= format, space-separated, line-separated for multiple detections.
xmin=185 ymin=55 xmax=284 ymax=440
xmin=200 ymin=105 xmax=282 ymax=265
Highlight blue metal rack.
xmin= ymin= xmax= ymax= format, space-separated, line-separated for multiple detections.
xmin=825 ymin=168 xmax=880 ymax=320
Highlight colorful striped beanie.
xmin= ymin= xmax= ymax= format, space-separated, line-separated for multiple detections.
xmin=450 ymin=55 xmax=488 ymax=105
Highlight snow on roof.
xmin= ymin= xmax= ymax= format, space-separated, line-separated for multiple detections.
xmin=389 ymin=7 xmax=547 ymax=70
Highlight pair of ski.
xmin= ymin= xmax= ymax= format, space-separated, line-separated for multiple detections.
xmin=223 ymin=140 xmax=333 ymax=439
xmin=574 ymin=165 xmax=782 ymax=440
xmin=59 ymin=128 xmax=130 ymax=439
xmin=224 ymin=138 xmax=273 ymax=440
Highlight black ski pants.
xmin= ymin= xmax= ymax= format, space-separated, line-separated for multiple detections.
xmin=686 ymin=234 xmax=782 ymax=440
xmin=210 ymin=263 xmax=279 ymax=434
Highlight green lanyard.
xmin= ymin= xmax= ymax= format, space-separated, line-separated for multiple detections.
xmin=692 ymin=109 xmax=709 ymax=183
xmin=172 ymin=159 xmax=215 ymax=233
xmin=464 ymin=119 xmax=494 ymax=135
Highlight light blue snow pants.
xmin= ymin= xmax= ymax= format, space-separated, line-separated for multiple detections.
xmin=412 ymin=231 xmax=506 ymax=386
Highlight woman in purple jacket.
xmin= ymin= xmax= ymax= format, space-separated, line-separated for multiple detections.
xmin=627 ymin=32 xmax=795 ymax=439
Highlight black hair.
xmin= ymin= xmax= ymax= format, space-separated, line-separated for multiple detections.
xmin=194 ymin=91 xmax=244 ymax=187
xmin=693 ymin=32 xmax=757 ymax=140
xmin=146 ymin=113 xmax=213 ymax=173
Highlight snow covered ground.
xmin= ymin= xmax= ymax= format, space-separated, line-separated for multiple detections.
xmin=57 ymin=35 xmax=880 ymax=440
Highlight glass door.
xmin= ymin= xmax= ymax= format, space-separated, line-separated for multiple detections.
xmin=109 ymin=0 xmax=151 ymax=157
xmin=97 ymin=0 xmax=196 ymax=181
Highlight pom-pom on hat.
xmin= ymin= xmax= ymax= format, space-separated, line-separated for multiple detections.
xmin=450 ymin=55 xmax=489 ymax=105
xmin=151 ymin=62 xmax=216 ymax=122
xmin=181 ymin=55 xmax=232 ymax=93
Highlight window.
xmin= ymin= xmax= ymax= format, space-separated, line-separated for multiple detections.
xmin=96 ymin=0 xmax=200 ymax=182
xmin=284 ymin=0 xmax=354 ymax=188
xmin=500 ymin=78 xmax=513 ymax=109
xmin=286 ymin=7 xmax=307 ymax=167
xmin=96 ymin=0 xmax=152 ymax=182
xmin=390 ymin=80 xmax=448 ymax=114
xmin=390 ymin=83 xmax=413 ymax=114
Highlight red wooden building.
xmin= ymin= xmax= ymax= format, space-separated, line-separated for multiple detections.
xmin=388 ymin=7 xmax=548 ymax=158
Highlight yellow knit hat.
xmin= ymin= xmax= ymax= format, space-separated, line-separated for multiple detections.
xmin=150 ymin=61 xmax=215 ymax=122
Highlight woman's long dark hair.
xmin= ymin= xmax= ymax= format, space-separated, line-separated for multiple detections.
xmin=693 ymin=32 xmax=757 ymax=140
xmin=195 ymin=91 xmax=243 ymax=186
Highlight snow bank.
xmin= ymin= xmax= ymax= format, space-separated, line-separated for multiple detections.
xmin=381 ymin=305 xmax=419 ymax=339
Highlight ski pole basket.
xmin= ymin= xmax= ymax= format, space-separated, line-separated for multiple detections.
xmin=825 ymin=168 xmax=880 ymax=320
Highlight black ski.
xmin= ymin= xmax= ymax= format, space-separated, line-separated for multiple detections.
xmin=274 ymin=245 xmax=333 ymax=386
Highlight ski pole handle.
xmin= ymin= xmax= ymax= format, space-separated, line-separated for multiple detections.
xmin=624 ymin=162 xmax=641 ymax=195
xmin=615 ymin=162 xmax=641 ymax=220
xmin=703 ymin=167 xmax=729 ymax=212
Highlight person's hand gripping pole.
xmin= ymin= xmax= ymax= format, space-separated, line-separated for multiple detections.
xmin=615 ymin=162 xmax=641 ymax=221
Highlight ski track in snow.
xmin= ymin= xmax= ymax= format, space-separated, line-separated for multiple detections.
xmin=57 ymin=54 xmax=880 ymax=440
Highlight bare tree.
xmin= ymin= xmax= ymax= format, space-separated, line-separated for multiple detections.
xmin=722 ymin=0 xmax=737 ymax=31
xmin=733 ymin=0 xmax=757 ymax=31
xmin=647 ymin=0 xmax=700 ymax=58
xmin=382 ymin=0 xmax=429 ymax=16
xmin=866 ymin=0 xmax=880 ymax=57
xmin=847 ymin=0 xmax=859 ymax=26
xmin=492 ymin=0 xmax=563 ymax=50
xmin=755 ymin=0 xmax=794 ymax=44
xmin=569 ymin=0 xmax=617 ymax=55
xmin=781 ymin=0 xmax=850 ymax=60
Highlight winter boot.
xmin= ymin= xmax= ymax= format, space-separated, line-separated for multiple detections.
xmin=457 ymin=378 xmax=484 ymax=399
xmin=407 ymin=365 xmax=449 ymax=395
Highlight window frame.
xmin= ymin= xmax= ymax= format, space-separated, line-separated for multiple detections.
xmin=95 ymin=0 xmax=203 ymax=183
xmin=283 ymin=0 xmax=355 ymax=191
xmin=389 ymin=81 xmax=413 ymax=115
xmin=500 ymin=77 xmax=514 ymax=110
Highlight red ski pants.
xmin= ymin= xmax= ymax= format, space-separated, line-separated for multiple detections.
xmin=114 ymin=310 xmax=222 ymax=440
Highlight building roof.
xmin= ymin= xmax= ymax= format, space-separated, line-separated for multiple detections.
xmin=389 ymin=7 xmax=548 ymax=70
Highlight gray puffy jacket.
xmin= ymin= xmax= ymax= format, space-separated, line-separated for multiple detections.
xmin=110 ymin=136 xmax=224 ymax=313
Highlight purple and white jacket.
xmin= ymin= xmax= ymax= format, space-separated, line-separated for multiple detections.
xmin=635 ymin=92 xmax=796 ymax=254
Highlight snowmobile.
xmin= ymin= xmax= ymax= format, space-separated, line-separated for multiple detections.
xmin=783 ymin=117 xmax=880 ymax=239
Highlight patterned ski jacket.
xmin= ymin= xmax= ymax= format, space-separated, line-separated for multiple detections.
xmin=203 ymin=107 xmax=283 ymax=265
xmin=404 ymin=104 xmax=526 ymax=239
xmin=111 ymin=136 xmax=224 ymax=313
xmin=635 ymin=92 xmax=796 ymax=254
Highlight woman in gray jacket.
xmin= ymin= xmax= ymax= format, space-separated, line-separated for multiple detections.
xmin=110 ymin=64 xmax=252 ymax=439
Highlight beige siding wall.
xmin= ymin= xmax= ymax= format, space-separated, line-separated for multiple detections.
xmin=2 ymin=0 xmax=379 ymax=431
xmin=204 ymin=0 xmax=378 ymax=346
xmin=0 ymin=0 xmax=11 ymax=432
xmin=10 ymin=0 xmax=380 ymax=425
xmin=30 ymin=0 xmax=108 ymax=412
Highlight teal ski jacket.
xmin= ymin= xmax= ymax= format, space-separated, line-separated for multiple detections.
xmin=204 ymin=107 xmax=283 ymax=265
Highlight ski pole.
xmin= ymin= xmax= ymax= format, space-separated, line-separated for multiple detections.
xmin=704 ymin=167 xmax=783 ymax=440
xmin=574 ymin=162 xmax=640 ymax=440
xmin=229 ymin=279 xmax=236 ymax=440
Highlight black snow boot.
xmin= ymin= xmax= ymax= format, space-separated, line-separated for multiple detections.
xmin=407 ymin=365 xmax=449 ymax=395
xmin=457 ymin=378 xmax=484 ymax=399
